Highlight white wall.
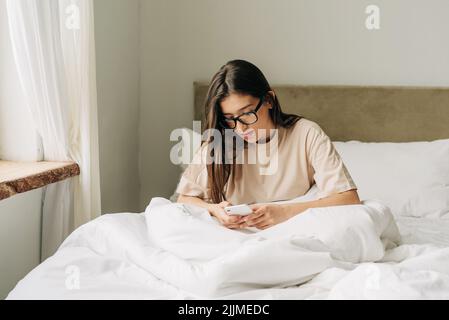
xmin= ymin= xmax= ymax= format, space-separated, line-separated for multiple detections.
xmin=0 ymin=0 xmax=42 ymax=299
xmin=94 ymin=0 xmax=141 ymax=213
xmin=138 ymin=0 xmax=449 ymax=210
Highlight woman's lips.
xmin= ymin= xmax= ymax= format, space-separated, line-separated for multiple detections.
xmin=238 ymin=130 xmax=256 ymax=141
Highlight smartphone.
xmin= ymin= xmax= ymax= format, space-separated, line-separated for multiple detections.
xmin=224 ymin=204 xmax=253 ymax=216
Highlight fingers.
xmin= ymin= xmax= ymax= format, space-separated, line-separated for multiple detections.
xmin=243 ymin=205 xmax=272 ymax=229
xmin=245 ymin=211 xmax=264 ymax=223
xmin=249 ymin=204 xmax=261 ymax=211
xmin=225 ymin=214 xmax=243 ymax=223
xmin=220 ymin=212 xmax=244 ymax=227
xmin=218 ymin=201 xmax=231 ymax=208
xmin=222 ymin=217 xmax=245 ymax=229
xmin=222 ymin=214 xmax=246 ymax=229
xmin=215 ymin=206 xmax=233 ymax=219
xmin=245 ymin=215 xmax=266 ymax=227
xmin=211 ymin=204 xmax=275 ymax=230
xmin=244 ymin=207 xmax=266 ymax=224
xmin=225 ymin=223 xmax=245 ymax=229
xmin=249 ymin=204 xmax=268 ymax=211
xmin=250 ymin=205 xmax=267 ymax=215
xmin=214 ymin=202 xmax=271 ymax=229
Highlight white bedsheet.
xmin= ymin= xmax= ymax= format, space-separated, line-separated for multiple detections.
xmin=7 ymin=198 xmax=449 ymax=300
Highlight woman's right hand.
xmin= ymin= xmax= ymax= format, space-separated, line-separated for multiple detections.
xmin=207 ymin=201 xmax=244 ymax=229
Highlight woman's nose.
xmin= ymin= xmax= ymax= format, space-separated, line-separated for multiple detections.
xmin=235 ymin=121 xmax=248 ymax=133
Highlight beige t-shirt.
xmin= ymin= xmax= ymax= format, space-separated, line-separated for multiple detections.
xmin=175 ymin=118 xmax=357 ymax=205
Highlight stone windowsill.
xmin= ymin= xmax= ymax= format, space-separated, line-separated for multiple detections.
xmin=0 ymin=161 xmax=80 ymax=201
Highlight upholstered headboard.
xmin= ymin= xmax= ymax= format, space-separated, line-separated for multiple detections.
xmin=194 ymin=82 xmax=449 ymax=142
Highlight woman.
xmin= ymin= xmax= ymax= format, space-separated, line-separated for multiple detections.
xmin=177 ymin=59 xmax=361 ymax=230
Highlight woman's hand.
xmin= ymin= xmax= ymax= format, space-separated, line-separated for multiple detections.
xmin=207 ymin=201 xmax=245 ymax=229
xmin=243 ymin=204 xmax=293 ymax=230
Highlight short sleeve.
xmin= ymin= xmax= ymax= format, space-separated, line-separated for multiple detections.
xmin=305 ymin=123 xmax=357 ymax=199
xmin=175 ymin=145 xmax=211 ymax=201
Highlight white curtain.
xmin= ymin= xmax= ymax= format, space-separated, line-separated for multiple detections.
xmin=6 ymin=0 xmax=101 ymax=260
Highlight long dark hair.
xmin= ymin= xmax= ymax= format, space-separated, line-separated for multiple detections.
xmin=203 ymin=59 xmax=303 ymax=203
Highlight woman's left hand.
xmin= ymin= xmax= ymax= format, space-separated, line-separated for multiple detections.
xmin=242 ymin=204 xmax=293 ymax=230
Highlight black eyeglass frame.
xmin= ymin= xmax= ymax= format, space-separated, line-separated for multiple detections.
xmin=219 ymin=96 xmax=265 ymax=129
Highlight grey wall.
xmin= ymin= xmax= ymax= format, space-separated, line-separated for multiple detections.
xmin=138 ymin=0 xmax=449 ymax=210
xmin=94 ymin=0 xmax=141 ymax=213
xmin=0 ymin=190 xmax=42 ymax=299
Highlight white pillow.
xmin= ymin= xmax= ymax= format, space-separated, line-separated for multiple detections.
xmin=333 ymin=139 xmax=449 ymax=219
xmin=170 ymin=128 xmax=203 ymax=202
xmin=178 ymin=128 xmax=203 ymax=170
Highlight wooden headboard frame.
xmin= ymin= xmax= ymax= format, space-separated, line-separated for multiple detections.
xmin=194 ymin=82 xmax=449 ymax=142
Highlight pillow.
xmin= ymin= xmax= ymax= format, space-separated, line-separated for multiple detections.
xmin=177 ymin=127 xmax=203 ymax=170
xmin=333 ymin=139 xmax=449 ymax=219
xmin=170 ymin=128 xmax=203 ymax=202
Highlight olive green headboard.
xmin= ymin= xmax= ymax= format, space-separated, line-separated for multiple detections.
xmin=194 ymin=82 xmax=449 ymax=142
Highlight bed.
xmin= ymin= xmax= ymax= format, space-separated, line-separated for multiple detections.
xmin=7 ymin=84 xmax=449 ymax=300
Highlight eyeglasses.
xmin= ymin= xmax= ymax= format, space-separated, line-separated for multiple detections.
xmin=219 ymin=96 xmax=265 ymax=129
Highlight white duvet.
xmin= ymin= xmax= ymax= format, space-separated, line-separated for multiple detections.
xmin=7 ymin=197 xmax=449 ymax=299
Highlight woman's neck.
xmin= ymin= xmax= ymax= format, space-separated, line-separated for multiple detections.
xmin=256 ymin=127 xmax=277 ymax=144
